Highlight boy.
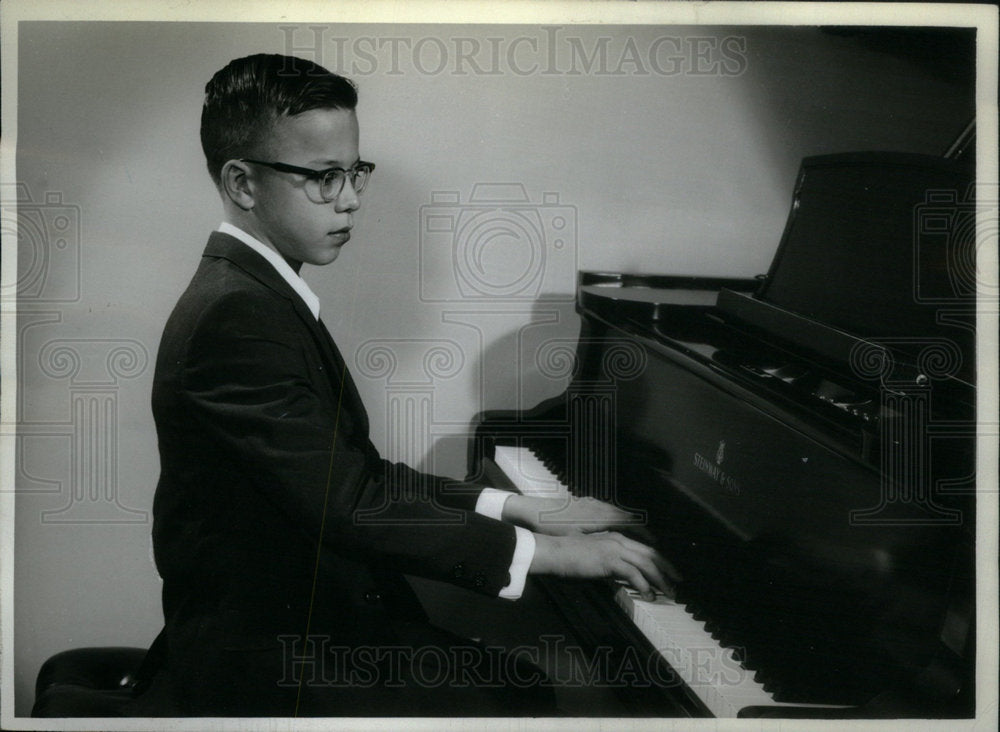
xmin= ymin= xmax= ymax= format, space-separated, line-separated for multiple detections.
xmin=128 ymin=53 xmax=671 ymax=717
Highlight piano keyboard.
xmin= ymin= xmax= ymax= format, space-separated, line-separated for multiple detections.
xmin=493 ymin=445 xmax=847 ymax=717
xmin=613 ymin=587 xmax=773 ymax=717
xmin=493 ymin=444 xmax=570 ymax=500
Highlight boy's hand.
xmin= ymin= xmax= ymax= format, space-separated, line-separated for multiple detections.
xmin=503 ymin=494 xmax=652 ymax=541
xmin=529 ymin=531 xmax=677 ymax=601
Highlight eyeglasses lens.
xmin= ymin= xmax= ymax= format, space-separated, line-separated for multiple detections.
xmin=319 ymin=167 xmax=371 ymax=200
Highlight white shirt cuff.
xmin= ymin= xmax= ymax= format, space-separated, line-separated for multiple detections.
xmin=474 ymin=488 xmax=533 ymax=600
xmin=498 ymin=527 xmax=535 ymax=600
xmin=474 ymin=486 xmax=513 ymax=521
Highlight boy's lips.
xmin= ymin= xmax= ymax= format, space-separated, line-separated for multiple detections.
xmin=329 ymin=227 xmax=352 ymax=242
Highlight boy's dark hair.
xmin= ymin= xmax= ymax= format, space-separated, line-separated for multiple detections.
xmin=200 ymin=54 xmax=358 ymax=186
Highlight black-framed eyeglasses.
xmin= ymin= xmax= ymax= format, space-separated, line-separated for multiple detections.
xmin=241 ymin=159 xmax=375 ymax=201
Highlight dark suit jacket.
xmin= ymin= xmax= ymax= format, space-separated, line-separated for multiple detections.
xmin=129 ymin=232 xmax=517 ymax=715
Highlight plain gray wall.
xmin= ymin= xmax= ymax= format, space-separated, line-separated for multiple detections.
xmin=12 ymin=21 xmax=973 ymax=714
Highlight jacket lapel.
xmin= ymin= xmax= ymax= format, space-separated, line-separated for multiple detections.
xmin=202 ymin=232 xmax=371 ymax=436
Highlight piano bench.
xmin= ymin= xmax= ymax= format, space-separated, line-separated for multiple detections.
xmin=31 ymin=647 xmax=147 ymax=717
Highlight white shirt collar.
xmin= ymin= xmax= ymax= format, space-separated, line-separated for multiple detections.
xmin=217 ymin=222 xmax=320 ymax=320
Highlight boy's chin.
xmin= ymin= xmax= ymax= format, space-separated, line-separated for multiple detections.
xmin=308 ymin=247 xmax=343 ymax=267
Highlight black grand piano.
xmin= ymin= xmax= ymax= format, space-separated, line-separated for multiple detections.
xmin=469 ymin=150 xmax=977 ymax=717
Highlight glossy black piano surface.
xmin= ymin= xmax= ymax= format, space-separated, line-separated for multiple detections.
xmin=470 ymin=152 xmax=976 ymax=717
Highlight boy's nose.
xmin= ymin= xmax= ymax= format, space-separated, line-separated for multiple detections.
xmin=335 ymin=178 xmax=360 ymax=212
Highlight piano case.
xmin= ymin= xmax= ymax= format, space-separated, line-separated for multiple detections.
xmin=470 ymin=152 xmax=976 ymax=718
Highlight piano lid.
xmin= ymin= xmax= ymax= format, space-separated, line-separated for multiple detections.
xmin=726 ymin=152 xmax=976 ymax=385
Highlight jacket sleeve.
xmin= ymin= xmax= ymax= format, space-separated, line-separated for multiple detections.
xmin=176 ymin=290 xmax=516 ymax=596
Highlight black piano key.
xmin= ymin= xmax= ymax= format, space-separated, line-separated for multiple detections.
xmin=687 ymin=605 xmax=708 ymax=622
xmin=672 ymin=586 xmax=695 ymax=605
xmin=754 ymin=669 xmax=774 ymax=688
xmin=728 ymin=646 xmax=753 ymax=670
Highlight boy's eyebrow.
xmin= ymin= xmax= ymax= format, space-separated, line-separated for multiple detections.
xmin=309 ymin=157 xmax=362 ymax=169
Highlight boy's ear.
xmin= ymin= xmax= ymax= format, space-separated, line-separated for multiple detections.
xmin=220 ymin=160 xmax=256 ymax=211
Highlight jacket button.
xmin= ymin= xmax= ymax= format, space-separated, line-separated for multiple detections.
xmin=473 ymin=574 xmax=486 ymax=588
xmin=452 ymin=562 xmax=465 ymax=578
xmin=363 ymin=590 xmax=382 ymax=604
